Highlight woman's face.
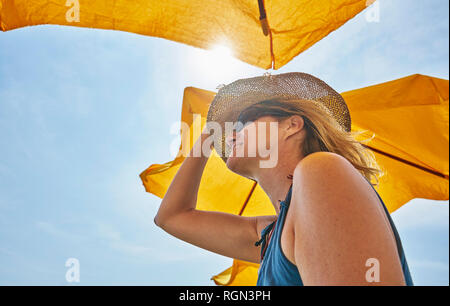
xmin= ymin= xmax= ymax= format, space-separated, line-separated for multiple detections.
xmin=225 ymin=115 xmax=281 ymax=177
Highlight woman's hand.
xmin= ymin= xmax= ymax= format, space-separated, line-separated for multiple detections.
xmin=188 ymin=124 xmax=216 ymax=158
xmin=202 ymin=125 xmax=216 ymax=149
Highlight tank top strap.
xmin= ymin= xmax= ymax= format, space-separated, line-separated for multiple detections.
xmin=255 ymin=183 xmax=294 ymax=260
xmin=365 ymin=180 xmax=408 ymax=263
xmin=255 ymin=221 xmax=276 ymax=247
xmin=363 ymin=177 xmax=414 ymax=285
xmin=280 ymin=183 xmax=294 ymax=209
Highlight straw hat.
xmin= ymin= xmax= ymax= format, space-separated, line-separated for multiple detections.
xmin=206 ymin=72 xmax=351 ymax=163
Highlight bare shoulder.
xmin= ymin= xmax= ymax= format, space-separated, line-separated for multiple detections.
xmin=291 ymin=151 xmax=376 ymax=214
xmin=288 ymin=152 xmax=405 ymax=285
xmin=294 ymin=151 xmax=355 ymax=176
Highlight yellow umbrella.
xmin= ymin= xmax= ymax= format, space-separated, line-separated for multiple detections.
xmin=1 ymin=0 xmax=373 ymax=69
xmin=140 ymin=73 xmax=449 ymax=285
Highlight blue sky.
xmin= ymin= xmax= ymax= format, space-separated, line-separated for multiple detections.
xmin=0 ymin=0 xmax=448 ymax=285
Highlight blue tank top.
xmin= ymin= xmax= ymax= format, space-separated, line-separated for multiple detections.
xmin=255 ymin=179 xmax=414 ymax=286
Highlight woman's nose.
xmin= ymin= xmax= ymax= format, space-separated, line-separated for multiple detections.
xmin=225 ymin=131 xmax=236 ymax=147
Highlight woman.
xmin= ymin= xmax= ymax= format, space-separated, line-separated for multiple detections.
xmin=153 ymin=73 xmax=413 ymax=286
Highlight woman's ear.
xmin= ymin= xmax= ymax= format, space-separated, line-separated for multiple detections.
xmin=284 ymin=115 xmax=305 ymax=137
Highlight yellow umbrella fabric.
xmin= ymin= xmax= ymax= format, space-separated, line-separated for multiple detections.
xmin=343 ymin=74 xmax=449 ymax=211
xmin=140 ymin=74 xmax=449 ymax=285
xmin=1 ymin=0 xmax=372 ymax=69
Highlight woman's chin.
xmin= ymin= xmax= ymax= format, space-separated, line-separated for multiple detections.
xmin=226 ymin=155 xmax=250 ymax=176
xmin=226 ymin=155 xmax=240 ymax=172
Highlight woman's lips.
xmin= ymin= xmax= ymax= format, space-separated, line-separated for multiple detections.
xmin=229 ymin=142 xmax=244 ymax=158
xmin=232 ymin=142 xmax=243 ymax=148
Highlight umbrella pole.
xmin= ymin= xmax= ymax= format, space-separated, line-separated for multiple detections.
xmin=238 ymin=181 xmax=258 ymax=216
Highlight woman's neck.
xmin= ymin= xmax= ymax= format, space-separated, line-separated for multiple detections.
xmin=255 ymin=154 xmax=302 ymax=215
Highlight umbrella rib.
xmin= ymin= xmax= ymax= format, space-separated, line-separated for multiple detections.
xmin=238 ymin=181 xmax=258 ymax=216
xmin=269 ymin=21 xmax=275 ymax=69
xmin=257 ymin=0 xmax=275 ymax=69
xmin=362 ymin=144 xmax=449 ymax=180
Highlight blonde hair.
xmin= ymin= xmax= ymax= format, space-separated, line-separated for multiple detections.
xmin=237 ymin=98 xmax=385 ymax=187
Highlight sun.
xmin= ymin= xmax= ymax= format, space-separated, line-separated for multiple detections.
xmin=185 ymin=43 xmax=244 ymax=86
